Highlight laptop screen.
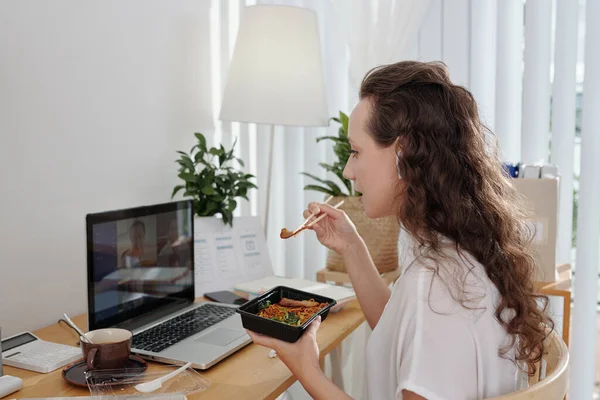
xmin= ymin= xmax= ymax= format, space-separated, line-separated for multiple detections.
xmin=86 ymin=200 xmax=195 ymax=330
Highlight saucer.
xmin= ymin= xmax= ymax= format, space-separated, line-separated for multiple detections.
xmin=62 ymin=356 xmax=147 ymax=387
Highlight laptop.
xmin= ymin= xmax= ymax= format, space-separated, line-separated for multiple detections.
xmin=86 ymin=200 xmax=251 ymax=369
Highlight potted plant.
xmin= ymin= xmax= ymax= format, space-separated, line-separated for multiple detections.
xmin=172 ymin=133 xmax=257 ymax=226
xmin=302 ymin=112 xmax=400 ymax=274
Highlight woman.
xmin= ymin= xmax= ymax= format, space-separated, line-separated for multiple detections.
xmin=247 ymin=61 xmax=553 ymax=400
xmin=120 ymin=219 xmax=148 ymax=268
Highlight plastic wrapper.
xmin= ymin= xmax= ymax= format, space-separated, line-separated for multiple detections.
xmin=85 ymin=366 xmax=210 ymax=399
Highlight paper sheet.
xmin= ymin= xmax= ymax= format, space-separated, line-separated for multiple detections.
xmin=193 ymin=216 xmax=273 ymax=296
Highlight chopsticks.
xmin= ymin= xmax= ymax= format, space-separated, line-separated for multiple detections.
xmin=301 ymin=195 xmax=333 ymax=227
xmin=306 ymin=200 xmax=345 ymax=228
xmin=281 ymin=197 xmax=344 ymax=240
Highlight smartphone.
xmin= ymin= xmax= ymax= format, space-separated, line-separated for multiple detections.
xmin=204 ymin=290 xmax=248 ymax=306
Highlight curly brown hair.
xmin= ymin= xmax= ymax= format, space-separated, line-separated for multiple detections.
xmin=359 ymin=61 xmax=553 ymax=376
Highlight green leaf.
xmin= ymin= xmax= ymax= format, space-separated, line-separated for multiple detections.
xmin=194 ymin=151 xmax=211 ymax=166
xmin=171 ymin=185 xmax=185 ymax=199
xmin=303 ymin=184 xmax=338 ymax=196
xmin=339 ymin=111 xmax=349 ymax=134
xmin=206 ymin=202 xmax=217 ymax=214
xmin=237 ymin=181 xmax=257 ymax=189
xmin=318 ymin=162 xmax=352 ymax=196
xmin=204 ymin=201 xmax=218 ymax=216
xmin=218 ymin=147 xmax=227 ymax=166
xmin=316 ymin=136 xmax=347 ymax=144
xmin=209 ymin=194 xmax=225 ymax=202
xmin=201 ymin=185 xmax=216 ymax=195
xmin=178 ymin=172 xmax=196 ymax=183
xmin=177 ymin=155 xmax=195 ymax=171
xmin=198 ymin=199 xmax=216 ymax=216
xmin=228 ymin=199 xmax=237 ymax=211
xmin=194 ymin=133 xmax=207 ymax=152
xmin=317 ymin=162 xmax=336 ymax=171
xmin=333 ymin=141 xmax=351 ymax=161
xmin=209 ymin=147 xmax=223 ymax=156
xmin=224 ymin=143 xmax=236 ymax=163
xmin=236 ymin=158 xmax=245 ymax=167
xmin=300 ymin=172 xmax=343 ymax=196
xmin=222 ymin=209 xmax=233 ymax=226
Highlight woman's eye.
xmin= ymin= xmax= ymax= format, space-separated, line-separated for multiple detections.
xmin=349 ymin=150 xmax=358 ymax=158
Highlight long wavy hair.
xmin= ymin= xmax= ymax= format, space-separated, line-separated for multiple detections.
xmin=359 ymin=61 xmax=553 ymax=376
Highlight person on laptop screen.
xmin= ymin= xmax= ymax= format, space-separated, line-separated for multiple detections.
xmin=119 ymin=219 xmax=156 ymax=268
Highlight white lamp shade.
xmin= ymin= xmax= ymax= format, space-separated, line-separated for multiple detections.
xmin=219 ymin=5 xmax=329 ymax=127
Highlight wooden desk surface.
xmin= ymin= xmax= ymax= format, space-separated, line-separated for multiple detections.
xmin=534 ymin=264 xmax=572 ymax=295
xmin=4 ymin=300 xmax=365 ymax=400
xmin=534 ymin=264 xmax=572 ymax=347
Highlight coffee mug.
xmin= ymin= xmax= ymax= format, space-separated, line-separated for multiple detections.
xmin=80 ymin=328 xmax=132 ymax=370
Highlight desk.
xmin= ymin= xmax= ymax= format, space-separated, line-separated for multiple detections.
xmin=4 ymin=300 xmax=365 ymax=399
xmin=535 ymin=263 xmax=572 ymax=347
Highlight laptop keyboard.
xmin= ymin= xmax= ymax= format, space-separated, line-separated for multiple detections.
xmin=132 ymin=304 xmax=237 ymax=353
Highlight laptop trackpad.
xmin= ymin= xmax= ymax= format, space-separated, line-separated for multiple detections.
xmin=194 ymin=328 xmax=245 ymax=346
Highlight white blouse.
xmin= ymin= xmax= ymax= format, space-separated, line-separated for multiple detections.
xmin=365 ymin=229 xmax=520 ymax=399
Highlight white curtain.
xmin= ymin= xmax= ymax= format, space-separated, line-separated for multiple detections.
xmin=333 ymin=0 xmax=432 ymax=105
xmin=208 ymin=0 xmax=349 ymax=281
xmin=209 ymin=0 xmax=431 ymax=284
xmin=215 ymin=0 xmax=436 ymax=275
xmin=207 ymin=1 xmax=430 ymax=398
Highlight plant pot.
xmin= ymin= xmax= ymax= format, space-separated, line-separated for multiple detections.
xmin=325 ymin=196 xmax=400 ymax=274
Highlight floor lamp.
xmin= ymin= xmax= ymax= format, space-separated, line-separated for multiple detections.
xmin=219 ymin=5 xmax=329 ymax=237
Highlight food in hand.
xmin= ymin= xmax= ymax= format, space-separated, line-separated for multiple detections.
xmin=280 ymin=226 xmax=307 ymax=239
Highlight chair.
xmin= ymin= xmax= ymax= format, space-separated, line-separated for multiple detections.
xmin=487 ymin=330 xmax=569 ymax=399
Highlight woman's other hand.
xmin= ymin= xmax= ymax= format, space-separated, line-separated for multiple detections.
xmin=246 ymin=317 xmax=322 ymax=380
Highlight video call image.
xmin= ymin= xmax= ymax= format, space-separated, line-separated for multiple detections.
xmin=116 ymin=213 xmax=191 ymax=269
xmin=90 ymin=209 xmax=194 ymax=322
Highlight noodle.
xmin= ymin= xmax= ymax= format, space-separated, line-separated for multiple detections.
xmin=257 ymin=298 xmax=327 ymax=326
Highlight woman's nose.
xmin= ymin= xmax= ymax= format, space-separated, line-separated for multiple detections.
xmin=343 ymin=163 xmax=354 ymax=181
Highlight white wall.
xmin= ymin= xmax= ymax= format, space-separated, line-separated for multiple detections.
xmin=0 ymin=0 xmax=215 ymax=337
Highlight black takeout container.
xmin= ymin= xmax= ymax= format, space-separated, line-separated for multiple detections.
xmin=236 ymin=286 xmax=337 ymax=343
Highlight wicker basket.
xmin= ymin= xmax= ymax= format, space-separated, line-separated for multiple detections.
xmin=326 ymin=196 xmax=400 ymax=274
